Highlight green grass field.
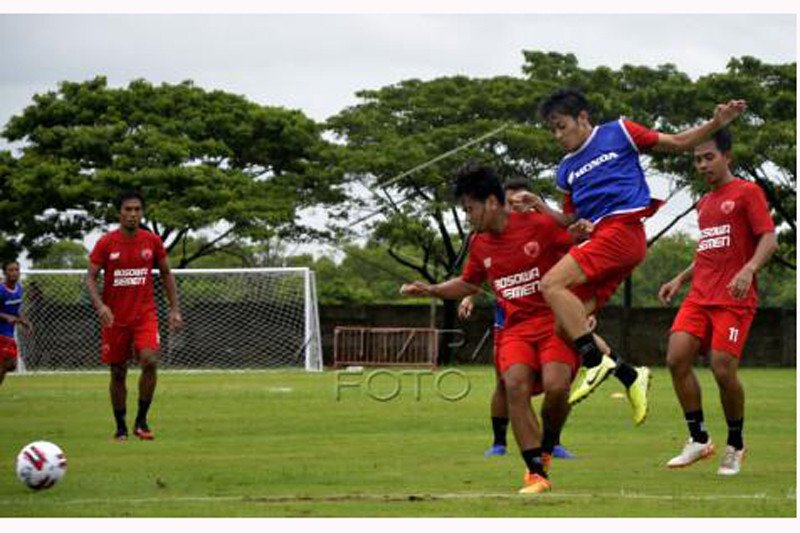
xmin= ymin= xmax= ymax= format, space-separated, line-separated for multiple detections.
xmin=0 ymin=367 xmax=795 ymax=517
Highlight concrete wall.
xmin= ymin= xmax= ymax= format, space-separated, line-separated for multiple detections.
xmin=320 ymin=305 xmax=796 ymax=367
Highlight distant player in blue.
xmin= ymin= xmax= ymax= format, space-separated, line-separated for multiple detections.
xmin=529 ymin=88 xmax=746 ymax=422
xmin=459 ymin=177 xmax=575 ymax=460
xmin=1 ymin=260 xmax=31 ymax=388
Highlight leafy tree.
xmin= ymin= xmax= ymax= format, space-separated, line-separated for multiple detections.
xmin=288 ymin=241 xmax=424 ymax=305
xmin=166 ymin=236 xmax=289 ymax=269
xmin=325 ymin=53 xmax=795 ymax=362
xmin=0 ymin=76 xmax=342 ymax=266
xmin=31 ymin=239 xmax=89 ymax=269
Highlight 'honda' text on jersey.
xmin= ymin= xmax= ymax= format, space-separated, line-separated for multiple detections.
xmin=556 ymin=119 xmax=658 ymax=223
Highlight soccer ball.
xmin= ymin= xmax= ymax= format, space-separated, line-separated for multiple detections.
xmin=15 ymin=441 xmax=67 ymax=490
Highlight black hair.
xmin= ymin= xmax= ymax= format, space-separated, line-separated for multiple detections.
xmin=452 ymin=164 xmax=505 ymax=205
xmin=2 ymin=260 xmax=19 ymax=273
xmin=711 ymin=127 xmax=733 ymax=153
xmin=503 ymin=176 xmax=532 ymax=192
xmin=538 ymin=88 xmax=590 ymax=121
xmin=115 ymin=190 xmax=145 ymax=211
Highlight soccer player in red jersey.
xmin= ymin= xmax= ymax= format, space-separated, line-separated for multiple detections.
xmin=86 ymin=191 xmax=184 ymax=441
xmin=532 ymin=88 xmax=747 ymax=422
xmin=458 ymin=177 xmax=575 ymax=460
xmin=401 ymin=165 xmax=589 ymax=494
xmin=1 ymin=260 xmax=32 ymax=388
xmin=658 ymin=129 xmax=777 ymax=475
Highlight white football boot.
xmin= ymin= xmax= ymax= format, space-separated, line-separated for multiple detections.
xmin=666 ymin=438 xmax=715 ymax=468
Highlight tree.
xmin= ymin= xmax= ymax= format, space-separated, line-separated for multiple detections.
xmin=325 ymin=54 xmax=795 ymax=361
xmin=31 ymin=239 xmax=89 ymax=269
xmin=288 ymin=241 xmax=424 ymax=305
xmin=0 ymin=76 xmax=343 ymax=266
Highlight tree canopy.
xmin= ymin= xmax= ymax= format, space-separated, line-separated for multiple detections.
xmin=0 ymin=76 xmax=342 ymax=266
xmin=325 ymin=52 xmax=795 ymax=298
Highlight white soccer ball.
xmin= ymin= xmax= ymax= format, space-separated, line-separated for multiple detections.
xmin=15 ymin=441 xmax=67 ymax=490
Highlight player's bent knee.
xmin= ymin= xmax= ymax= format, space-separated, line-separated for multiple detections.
xmin=666 ymin=334 xmax=698 ymax=373
xmin=110 ymin=364 xmax=127 ymax=381
xmin=666 ymin=351 xmax=690 ymax=373
xmin=140 ymin=358 xmax=159 ymax=371
xmin=503 ymin=373 xmax=531 ymax=401
xmin=710 ymin=353 xmax=738 ymax=384
xmin=539 ymin=273 xmax=562 ymax=299
xmin=138 ymin=350 xmax=160 ymax=369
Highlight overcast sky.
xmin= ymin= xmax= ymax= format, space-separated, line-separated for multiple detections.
xmin=0 ymin=14 xmax=795 ymax=126
xmin=0 ymin=14 xmax=796 ymax=259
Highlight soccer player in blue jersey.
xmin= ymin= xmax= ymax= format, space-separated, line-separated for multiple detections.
xmin=532 ymin=88 xmax=746 ymax=422
xmin=1 ymin=261 xmax=31 ymax=388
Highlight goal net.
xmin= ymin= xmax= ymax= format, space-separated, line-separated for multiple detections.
xmin=16 ymin=268 xmax=323 ymax=372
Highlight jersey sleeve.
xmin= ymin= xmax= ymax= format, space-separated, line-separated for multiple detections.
xmin=460 ymin=244 xmax=486 ymax=287
xmin=152 ymin=233 xmax=167 ymax=261
xmin=622 ymin=120 xmax=659 ymax=151
xmin=744 ymin=183 xmax=776 ymax=236
xmin=88 ymin=236 xmax=108 ymax=266
xmin=562 ymin=192 xmax=575 ymax=215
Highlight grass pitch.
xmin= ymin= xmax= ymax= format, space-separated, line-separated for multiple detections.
xmin=0 ymin=367 xmax=795 ymax=517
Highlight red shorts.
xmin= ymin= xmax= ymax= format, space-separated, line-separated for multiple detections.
xmin=101 ymin=314 xmax=161 ymax=365
xmin=569 ymin=218 xmax=646 ymax=309
xmin=497 ymin=332 xmax=580 ymax=395
xmin=0 ymin=336 xmax=18 ymax=361
xmin=670 ymin=300 xmax=755 ymax=359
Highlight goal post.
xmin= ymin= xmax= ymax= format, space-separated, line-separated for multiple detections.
xmin=17 ymin=268 xmax=323 ymax=372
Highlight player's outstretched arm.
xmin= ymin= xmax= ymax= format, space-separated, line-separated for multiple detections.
xmin=728 ymin=231 xmax=778 ymax=299
xmin=86 ymin=262 xmax=113 ymax=328
xmin=652 ymin=99 xmax=747 ymax=154
xmin=400 ymin=278 xmax=479 ymax=300
xmin=509 ymin=191 xmax=574 ymax=227
xmin=157 ymin=256 xmax=184 ymax=332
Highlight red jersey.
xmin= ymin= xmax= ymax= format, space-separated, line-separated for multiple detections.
xmin=686 ymin=178 xmax=774 ymax=309
xmin=89 ymin=228 xmax=167 ymax=326
xmin=461 ymin=211 xmax=573 ymax=340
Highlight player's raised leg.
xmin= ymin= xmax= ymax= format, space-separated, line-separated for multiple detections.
xmin=540 ymin=256 xmax=616 ymax=394
xmin=543 ymin=244 xmax=650 ymax=421
xmin=665 ymin=331 xmax=715 ymax=468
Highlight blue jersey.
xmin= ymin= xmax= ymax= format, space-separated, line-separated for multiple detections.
xmin=556 ymin=119 xmax=653 ymax=224
xmin=492 ymin=301 xmax=505 ymax=329
xmin=0 ymin=282 xmax=23 ymax=338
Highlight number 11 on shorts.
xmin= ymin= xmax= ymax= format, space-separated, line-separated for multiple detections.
xmin=729 ymin=327 xmax=739 ymax=343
